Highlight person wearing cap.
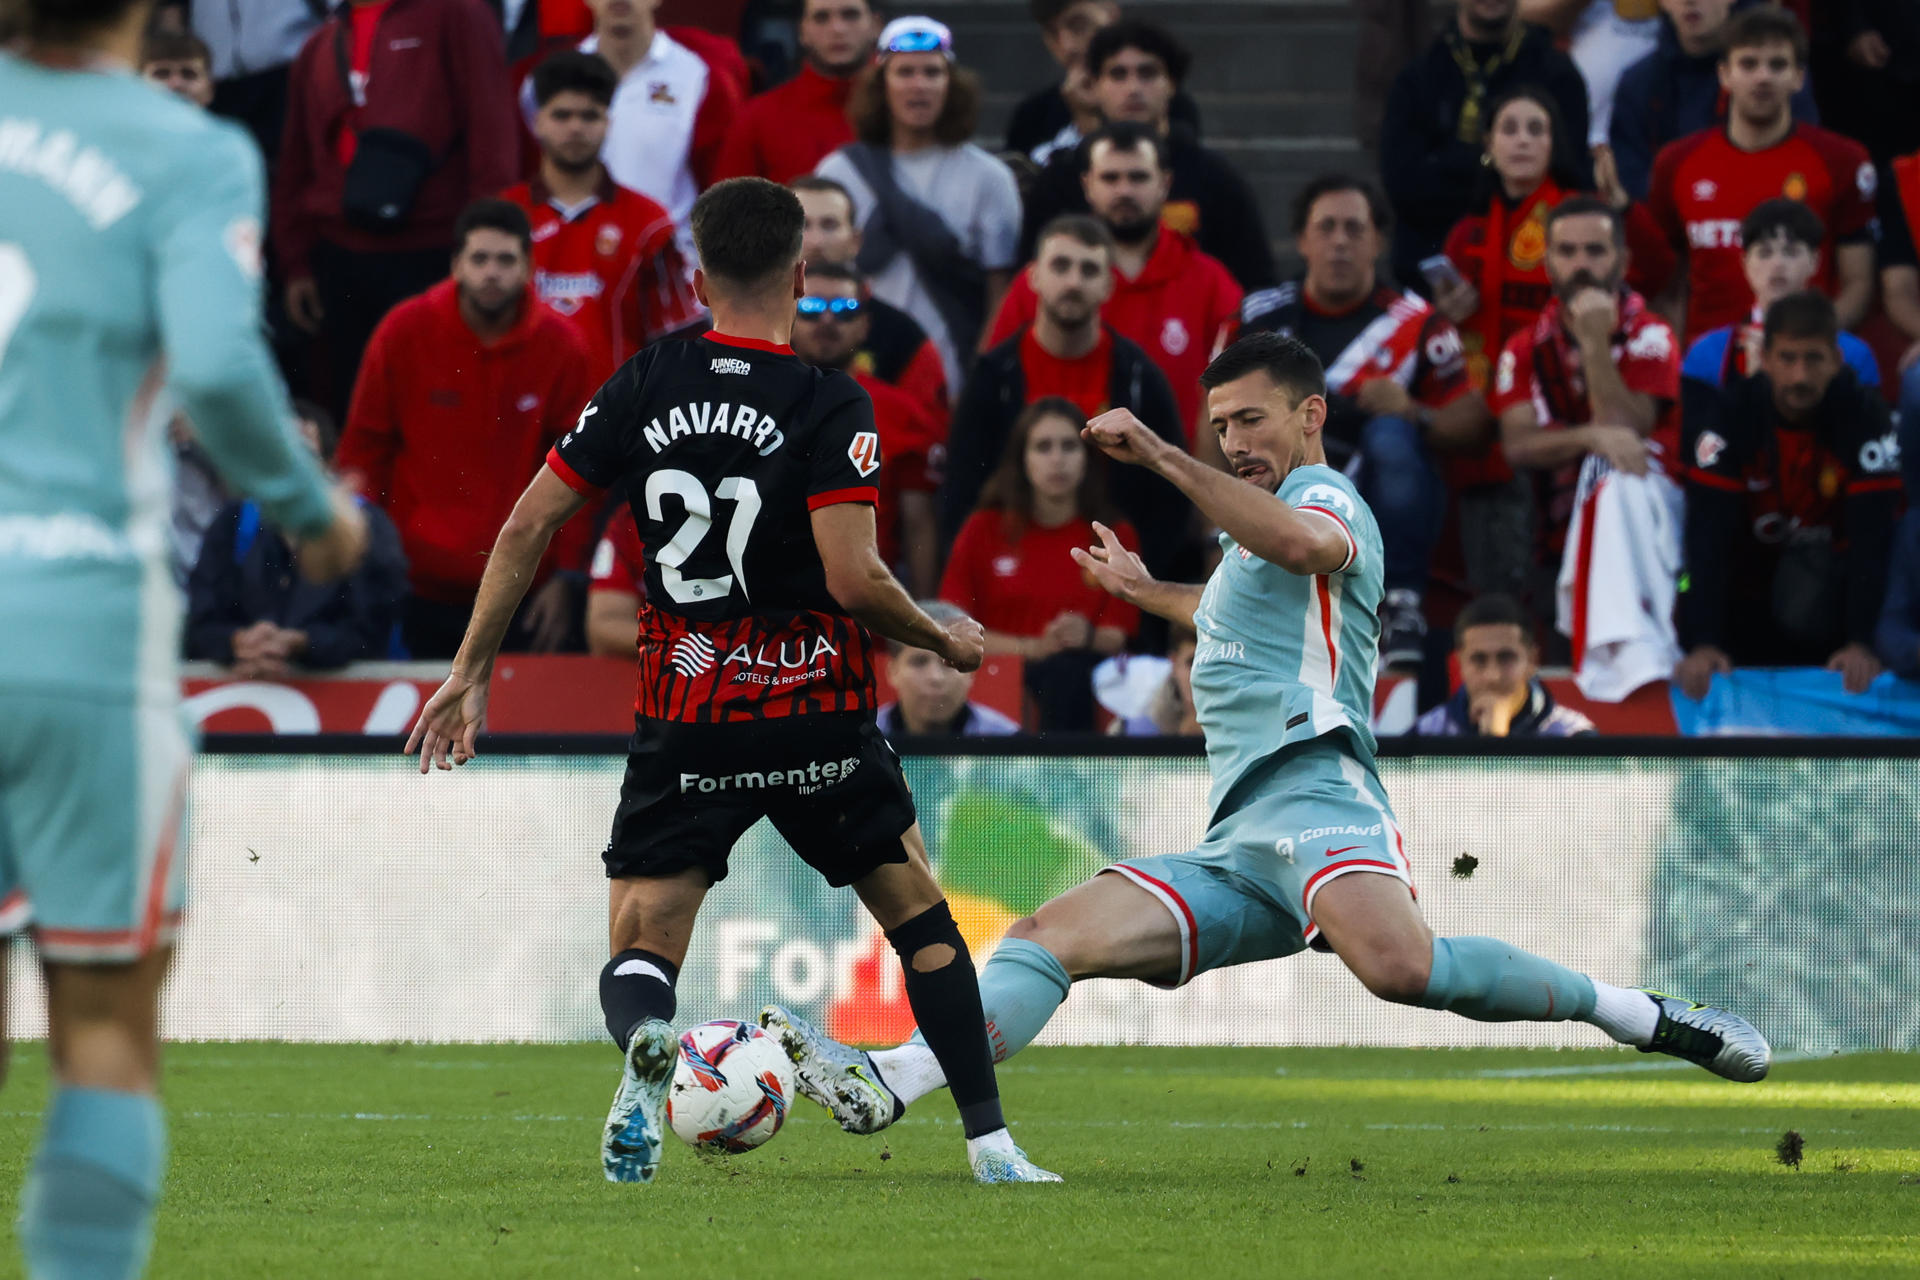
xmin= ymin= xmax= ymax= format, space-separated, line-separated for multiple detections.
xmin=815 ymin=16 xmax=1024 ymax=396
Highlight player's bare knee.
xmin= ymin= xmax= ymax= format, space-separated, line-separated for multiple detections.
xmin=909 ymin=942 xmax=957 ymax=973
xmin=1355 ymin=946 xmax=1433 ymax=1004
xmin=1003 ymin=914 xmax=1045 ymax=944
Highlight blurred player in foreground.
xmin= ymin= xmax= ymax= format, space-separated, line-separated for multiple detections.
xmin=0 ymin=2 xmax=367 ymax=1275
xmin=405 ymin=177 xmax=1055 ymax=1186
xmin=765 ymin=333 xmax=1770 ymax=1143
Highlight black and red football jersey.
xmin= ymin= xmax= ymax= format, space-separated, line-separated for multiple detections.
xmin=548 ymin=331 xmax=884 ymax=722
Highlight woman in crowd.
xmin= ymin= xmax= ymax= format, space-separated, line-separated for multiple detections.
xmin=814 ymin=15 xmax=1023 ymax=395
xmin=940 ymin=398 xmax=1138 ymax=731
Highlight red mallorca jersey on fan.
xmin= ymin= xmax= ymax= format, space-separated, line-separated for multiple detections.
xmin=547 ymin=332 xmax=883 ymax=723
xmin=1647 ymin=122 xmax=1877 ymax=339
xmin=501 ymin=176 xmax=704 ymax=380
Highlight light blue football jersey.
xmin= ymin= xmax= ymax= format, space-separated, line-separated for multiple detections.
xmin=1188 ymin=463 xmax=1383 ymax=814
xmin=0 ymin=54 xmax=332 ymax=700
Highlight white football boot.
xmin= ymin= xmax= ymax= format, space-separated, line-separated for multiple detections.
xmin=759 ymin=1004 xmax=902 ymax=1134
xmin=601 ymin=1018 xmax=677 ymax=1183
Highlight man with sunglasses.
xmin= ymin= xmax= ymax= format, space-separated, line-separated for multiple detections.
xmin=792 ymin=264 xmax=946 ymax=597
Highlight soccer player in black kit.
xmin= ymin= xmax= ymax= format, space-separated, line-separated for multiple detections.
xmin=405 ymin=178 xmax=1058 ymax=1186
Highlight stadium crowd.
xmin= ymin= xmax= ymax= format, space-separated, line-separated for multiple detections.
xmin=123 ymin=0 xmax=1920 ymax=734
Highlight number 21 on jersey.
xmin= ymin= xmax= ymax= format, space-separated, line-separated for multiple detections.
xmin=646 ymin=469 xmax=762 ymax=604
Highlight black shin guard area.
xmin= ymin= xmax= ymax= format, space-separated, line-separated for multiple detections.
xmin=885 ymin=902 xmax=1005 ymax=1138
xmin=599 ymin=949 xmax=679 ymax=1049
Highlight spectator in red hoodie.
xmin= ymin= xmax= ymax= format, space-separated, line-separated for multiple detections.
xmin=502 ymin=50 xmax=705 ymax=379
xmin=336 ymin=200 xmax=600 ymax=658
xmin=276 ymin=0 xmax=521 ymax=421
xmin=712 ymin=0 xmax=881 ymax=184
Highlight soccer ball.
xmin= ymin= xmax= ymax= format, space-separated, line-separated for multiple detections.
xmin=666 ymin=1020 xmax=796 ymax=1154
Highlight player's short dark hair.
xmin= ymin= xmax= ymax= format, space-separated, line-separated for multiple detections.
xmin=692 ymin=178 xmax=806 ymax=291
xmin=1086 ymin=20 xmax=1191 ymax=87
xmin=1546 ymin=195 xmax=1625 ymax=247
xmin=1201 ymin=332 xmax=1327 ymax=406
xmin=1075 ymin=120 xmax=1170 ymax=175
xmin=531 ymin=50 xmax=618 ymax=108
xmin=1290 ymin=174 xmax=1390 ymax=236
xmin=1722 ymin=6 xmax=1808 ymax=68
xmin=140 ymin=25 xmax=210 ymax=67
xmin=1762 ymin=290 xmax=1839 ymax=349
xmin=24 ymin=0 xmax=143 ymax=39
xmin=802 ymin=259 xmax=865 ymax=290
xmin=1741 ymin=197 xmax=1825 ymax=253
xmin=454 ymin=198 xmax=533 ymax=257
xmin=1034 ymin=213 xmax=1116 ymax=259
xmin=1455 ymin=594 xmax=1534 ymax=643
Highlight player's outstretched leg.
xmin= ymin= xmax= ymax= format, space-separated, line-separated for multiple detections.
xmin=1315 ymin=874 xmax=1770 ymax=1082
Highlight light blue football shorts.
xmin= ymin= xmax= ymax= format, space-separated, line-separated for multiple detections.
xmin=0 ymin=689 xmax=192 ymax=962
xmin=1102 ymin=736 xmax=1417 ymax=987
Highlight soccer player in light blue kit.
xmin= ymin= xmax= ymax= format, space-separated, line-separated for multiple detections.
xmin=0 ymin=2 xmax=367 ymax=1274
xmin=766 ymin=333 xmax=1770 ymax=1145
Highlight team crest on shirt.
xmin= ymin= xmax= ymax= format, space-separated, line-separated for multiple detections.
xmin=223 ymin=215 xmax=263 ymax=280
xmin=596 ymin=223 xmax=624 ymax=257
xmin=1508 ymin=208 xmax=1547 ymax=270
xmin=516 ymin=393 xmax=540 ymax=413
xmin=1297 ymin=483 xmax=1356 ymax=520
xmin=1159 ymin=317 xmax=1190 ymax=356
xmin=848 ymin=431 xmax=880 ymax=476
xmin=1692 ymin=179 xmax=1718 ymax=201
xmin=992 ymin=554 xmax=1019 ymax=576
xmin=1858 ymin=161 xmax=1879 ymax=199
xmin=648 ymin=81 xmax=677 ymax=105
xmin=1782 ymin=171 xmax=1808 ymax=202
xmin=1626 ymin=324 xmax=1672 ymax=362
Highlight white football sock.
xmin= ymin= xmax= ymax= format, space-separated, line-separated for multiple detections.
xmin=869 ymin=1041 xmax=946 ymax=1106
xmin=1587 ymin=981 xmax=1659 ymax=1047
xmin=966 ymin=1127 xmax=1016 ymax=1162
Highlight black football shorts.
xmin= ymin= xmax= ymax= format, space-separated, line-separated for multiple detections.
xmin=604 ymin=711 xmax=917 ymax=887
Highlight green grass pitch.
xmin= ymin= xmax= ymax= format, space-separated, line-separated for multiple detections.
xmin=1 ymin=1043 xmax=1915 ymax=1278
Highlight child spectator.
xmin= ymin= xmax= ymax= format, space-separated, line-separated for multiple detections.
xmin=1411 ymin=592 xmax=1597 ymax=735
xmin=139 ymin=25 xmax=212 ymax=106
xmin=941 ymin=398 xmax=1139 ymax=730
xmin=1116 ymin=626 xmax=1201 ymax=736
xmin=877 ymin=601 xmax=1022 ymax=738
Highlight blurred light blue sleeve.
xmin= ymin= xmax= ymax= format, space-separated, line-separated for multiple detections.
xmin=153 ymin=124 xmax=333 ymax=539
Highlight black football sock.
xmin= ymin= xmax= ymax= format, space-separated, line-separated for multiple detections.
xmin=599 ymin=949 xmax=678 ymax=1050
xmin=886 ymin=901 xmax=1005 ymax=1139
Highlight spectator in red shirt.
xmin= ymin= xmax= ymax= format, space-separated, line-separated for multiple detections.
xmin=942 ymin=215 xmax=1189 ymax=579
xmin=540 ymin=0 xmax=743 ymax=263
xmin=790 ymin=174 xmax=949 ymax=430
xmin=1493 ymin=197 xmax=1686 ymax=699
xmin=276 ymin=0 xmax=520 ymax=421
xmin=790 ymin=263 xmax=945 ymax=597
xmin=502 ymin=50 xmax=705 ymax=379
xmin=712 ymin=0 xmax=880 ymax=184
xmin=985 ymin=122 xmax=1242 ymax=443
xmin=587 ymin=505 xmax=645 ymax=656
xmin=336 ymin=200 xmax=600 ymax=658
xmin=1646 ymin=7 xmax=1877 ymax=340
xmin=941 ymin=398 xmax=1140 ymax=730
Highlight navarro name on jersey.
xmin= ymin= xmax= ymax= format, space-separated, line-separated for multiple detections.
xmin=640 ymin=399 xmax=788 ymax=458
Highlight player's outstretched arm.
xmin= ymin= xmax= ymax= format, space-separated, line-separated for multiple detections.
xmin=406 ymin=468 xmax=588 ymax=771
xmin=1070 ymin=522 xmax=1203 ymax=625
xmin=1082 ymin=409 xmax=1347 ymax=577
xmin=812 ymin=503 xmax=983 ymax=671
